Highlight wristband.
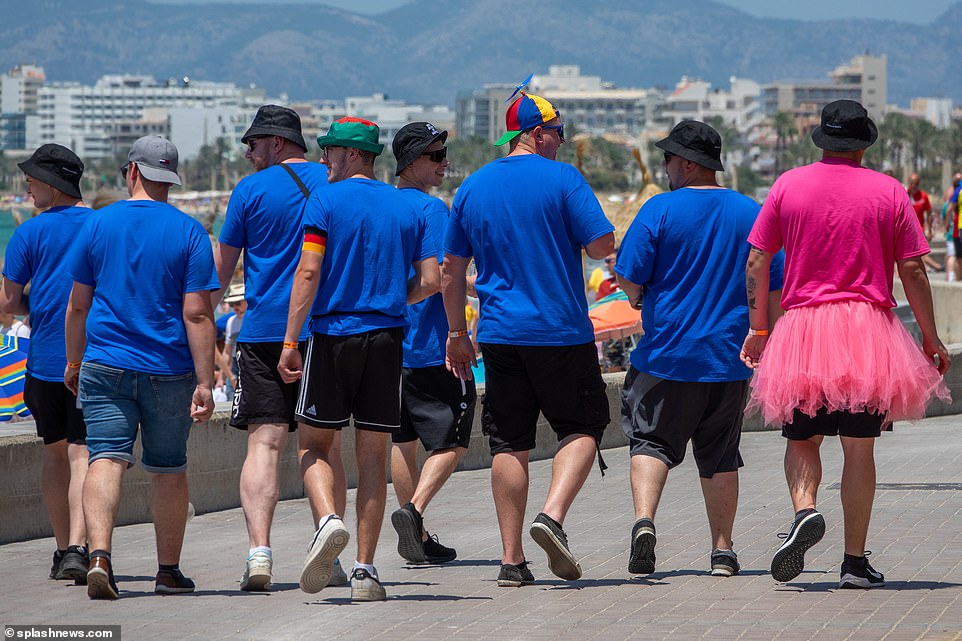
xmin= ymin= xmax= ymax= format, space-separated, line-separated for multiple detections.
xmin=283 ymin=341 xmax=299 ymax=349
xmin=448 ymin=329 xmax=469 ymax=338
xmin=748 ymin=328 xmax=769 ymax=337
xmin=67 ymin=361 xmax=82 ymax=369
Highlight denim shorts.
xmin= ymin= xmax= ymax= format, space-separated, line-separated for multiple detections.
xmin=79 ymin=361 xmax=195 ymax=473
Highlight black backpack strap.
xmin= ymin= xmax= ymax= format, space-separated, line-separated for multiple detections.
xmin=279 ymin=162 xmax=311 ymax=200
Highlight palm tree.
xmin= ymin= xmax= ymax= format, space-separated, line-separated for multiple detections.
xmin=773 ymin=111 xmax=797 ymax=174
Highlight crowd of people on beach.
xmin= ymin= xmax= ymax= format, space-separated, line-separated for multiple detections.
xmin=1 ymin=90 xmax=951 ymax=602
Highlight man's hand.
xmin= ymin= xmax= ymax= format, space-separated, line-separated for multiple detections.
xmin=190 ymin=384 xmax=214 ymax=423
xmin=445 ymin=336 xmax=477 ymax=381
xmin=278 ymin=347 xmax=303 ymax=383
xmin=64 ymin=364 xmax=80 ymax=396
xmin=739 ymin=334 xmax=768 ymax=369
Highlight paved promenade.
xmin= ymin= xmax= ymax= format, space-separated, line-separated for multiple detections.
xmin=2 ymin=416 xmax=961 ymax=641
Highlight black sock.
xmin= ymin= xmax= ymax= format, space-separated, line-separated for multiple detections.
xmin=90 ymin=549 xmax=111 ymax=561
xmin=844 ymin=553 xmax=865 ymax=563
xmin=794 ymin=507 xmax=817 ymax=520
xmin=159 ymin=563 xmax=180 ymax=573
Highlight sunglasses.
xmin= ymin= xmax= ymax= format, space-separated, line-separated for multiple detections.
xmin=542 ymin=124 xmax=565 ymax=143
xmin=422 ymin=147 xmax=447 ymax=163
xmin=120 ymin=162 xmax=132 ymax=179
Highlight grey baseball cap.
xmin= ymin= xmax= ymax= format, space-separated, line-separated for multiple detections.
xmin=128 ymin=135 xmax=182 ymax=185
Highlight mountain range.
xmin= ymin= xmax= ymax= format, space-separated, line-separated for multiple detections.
xmin=2 ymin=0 xmax=960 ymax=107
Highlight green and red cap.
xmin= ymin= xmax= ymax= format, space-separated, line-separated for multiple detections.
xmin=494 ymin=92 xmax=560 ymax=146
xmin=317 ymin=117 xmax=384 ymax=155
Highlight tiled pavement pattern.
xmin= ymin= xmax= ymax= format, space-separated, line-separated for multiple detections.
xmin=2 ymin=416 xmax=961 ymax=641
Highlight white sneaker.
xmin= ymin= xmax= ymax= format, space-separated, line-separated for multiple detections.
xmin=328 ymin=558 xmax=349 ymax=587
xmin=300 ymin=515 xmax=350 ymax=594
xmin=240 ymin=551 xmax=272 ymax=592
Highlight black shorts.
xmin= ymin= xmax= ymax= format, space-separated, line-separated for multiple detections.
xmin=479 ymin=342 xmax=609 ymax=454
xmin=296 ymin=328 xmax=403 ymax=432
xmin=783 ymin=408 xmax=886 ymax=440
xmin=230 ymin=341 xmax=303 ymax=431
xmin=24 ymin=374 xmax=86 ymax=445
xmin=953 ymin=236 xmax=962 ymax=258
xmin=620 ymin=368 xmax=747 ymax=478
xmin=396 ymin=364 xmax=477 ymax=450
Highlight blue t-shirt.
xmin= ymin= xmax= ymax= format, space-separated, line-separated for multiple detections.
xmin=2 ymin=205 xmax=93 ymax=381
xmin=397 ymin=188 xmax=448 ymax=368
xmin=69 ymin=199 xmax=219 ymax=375
xmin=446 ymin=154 xmax=614 ymax=346
xmin=220 ymin=162 xmax=328 ymax=342
xmin=615 ymin=188 xmax=785 ymax=382
xmin=304 ymin=178 xmax=436 ymax=336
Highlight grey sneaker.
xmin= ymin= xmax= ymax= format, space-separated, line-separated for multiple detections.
xmin=497 ymin=561 xmax=535 ymax=587
xmin=328 ymin=558 xmax=349 ymax=587
xmin=529 ymin=512 xmax=582 ymax=580
xmin=710 ymin=549 xmax=740 ymax=577
xmin=771 ymin=510 xmax=825 ymax=582
xmin=240 ymin=551 xmax=272 ymax=591
xmin=628 ymin=518 xmax=656 ymax=574
xmin=350 ymin=568 xmax=386 ymax=601
xmin=56 ymin=545 xmax=89 ymax=581
xmin=300 ymin=515 xmax=350 ymax=594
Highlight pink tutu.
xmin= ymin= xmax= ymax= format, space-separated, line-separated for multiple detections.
xmin=746 ymin=300 xmax=951 ymax=426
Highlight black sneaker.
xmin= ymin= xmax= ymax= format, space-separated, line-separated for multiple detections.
xmin=529 ymin=512 xmax=582 ymax=580
xmin=771 ymin=509 xmax=825 ymax=582
xmin=423 ymin=532 xmax=457 ymax=564
xmin=87 ymin=553 xmax=119 ymax=600
xmin=49 ymin=549 xmax=65 ymax=580
xmin=628 ymin=518 xmax=656 ymax=574
xmin=839 ymin=553 xmax=885 ymax=589
xmin=155 ymin=568 xmax=196 ymax=594
xmin=710 ymin=549 xmax=740 ymax=577
xmin=497 ymin=561 xmax=535 ymax=587
xmin=391 ymin=503 xmax=427 ymax=564
xmin=56 ymin=545 xmax=89 ymax=581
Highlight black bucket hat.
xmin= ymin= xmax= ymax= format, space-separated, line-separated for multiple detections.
xmin=392 ymin=122 xmax=448 ymax=176
xmin=655 ymin=120 xmax=724 ymax=172
xmin=242 ymin=105 xmax=308 ymax=152
xmin=17 ymin=144 xmax=84 ymax=199
xmin=811 ymin=100 xmax=878 ymax=151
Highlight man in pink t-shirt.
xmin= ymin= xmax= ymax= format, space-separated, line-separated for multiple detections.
xmin=740 ymin=100 xmax=950 ymax=591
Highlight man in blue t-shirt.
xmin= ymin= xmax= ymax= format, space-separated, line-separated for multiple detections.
xmin=387 ymin=122 xmax=476 ymax=566
xmin=1 ymin=144 xmax=92 ymax=582
xmin=443 ymin=92 xmax=615 ymax=587
xmin=614 ymin=120 xmax=784 ymax=579
xmin=278 ymin=117 xmax=439 ymax=602
xmin=64 ymin=136 xmax=218 ymax=600
xmin=212 ymin=105 xmax=349 ymax=592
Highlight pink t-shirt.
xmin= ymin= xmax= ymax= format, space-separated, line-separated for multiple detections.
xmin=749 ymin=157 xmax=929 ymax=310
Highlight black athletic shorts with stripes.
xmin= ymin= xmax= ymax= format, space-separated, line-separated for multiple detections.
xmin=295 ymin=327 xmax=403 ymax=432
xmin=230 ymin=341 xmax=304 ymax=431
xmin=396 ymin=364 xmax=477 ymax=450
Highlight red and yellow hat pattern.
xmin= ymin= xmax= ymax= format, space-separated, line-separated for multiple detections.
xmin=494 ymin=92 xmax=560 ymax=146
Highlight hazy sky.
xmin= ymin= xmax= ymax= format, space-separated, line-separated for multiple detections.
xmin=156 ymin=0 xmax=957 ymax=24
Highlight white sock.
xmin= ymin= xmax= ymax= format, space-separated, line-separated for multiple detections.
xmin=353 ymin=562 xmax=377 ymax=578
xmin=249 ymin=546 xmax=271 ymax=558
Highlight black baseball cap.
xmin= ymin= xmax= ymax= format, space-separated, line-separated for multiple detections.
xmin=242 ymin=105 xmax=308 ymax=152
xmin=811 ymin=100 xmax=878 ymax=152
xmin=17 ymin=144 xmax=84 ymax=199
xmin=655 ymin=120 xmax=724 ymax=172
xmin=392 ymin=122 xmax=448 ymax=176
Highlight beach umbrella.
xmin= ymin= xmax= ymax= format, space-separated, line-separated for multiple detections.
xmin=0 ymin=335 xmax=31 ymax=421
xmin=588 ymin=291 xmax=643 ymax=342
